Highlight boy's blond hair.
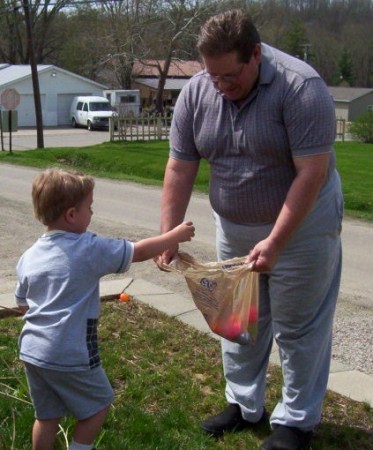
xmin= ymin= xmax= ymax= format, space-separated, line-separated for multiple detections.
xmin=32 ymin=168 xmax=95 ymax=225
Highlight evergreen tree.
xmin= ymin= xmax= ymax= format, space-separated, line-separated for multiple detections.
xmin=338 ymin=47 xmax=355 ymax=86
xmin=284 ymin=18 xmax=308 ymax=60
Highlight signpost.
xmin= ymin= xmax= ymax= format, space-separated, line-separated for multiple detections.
xmin=1 ymin=88 xmax=20 ymax=111
xmin=0 ymin=88 xmax=20 ymax=152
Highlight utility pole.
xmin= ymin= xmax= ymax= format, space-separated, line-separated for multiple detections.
xmin=302 ymin=44 xmax=311 ymax=64
xmin=22 ymin=0 xmax=44 ymax=148
xmin=0 ymin=105 xmax=4 ymax=151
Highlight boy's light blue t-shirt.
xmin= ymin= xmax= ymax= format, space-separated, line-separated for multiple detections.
xmin=15 ymin=231 xmax=134 ymax=371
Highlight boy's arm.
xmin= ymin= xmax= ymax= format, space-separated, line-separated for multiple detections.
xmin=132 ymin=221 xmax=194 ymax=263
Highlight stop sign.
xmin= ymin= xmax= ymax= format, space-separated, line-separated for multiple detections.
xmin=1 ymin=88 xmax=20 ymax=110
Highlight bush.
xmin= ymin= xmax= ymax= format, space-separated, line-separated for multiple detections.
xmin=349 ymin=111 xmax=373 ymax=143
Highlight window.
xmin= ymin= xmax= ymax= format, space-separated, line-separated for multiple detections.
xmin=89 ymin=102 xmax=111 ymax=111
xmin=120 ymin=96 xmax=136 ymax=104
xmin=77 ymin=102 xmax=83 ymax=111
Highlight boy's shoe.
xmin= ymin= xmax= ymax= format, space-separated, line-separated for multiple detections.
xmin=201 ymin=403 xmax=267 ymax=437
xmin=260 ymin=425 xmax=313 ymax=450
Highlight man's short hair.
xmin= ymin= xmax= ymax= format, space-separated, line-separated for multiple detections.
xmin=197 ymin=9 xmax=261 ymax=63
xmin=32 ymin=168 xmax=94 ymax=225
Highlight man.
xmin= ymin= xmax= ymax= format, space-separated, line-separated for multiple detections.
xmin=157 ymin=9 xmax=343 ymax=450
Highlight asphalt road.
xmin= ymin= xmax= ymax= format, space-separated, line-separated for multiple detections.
xmin=0 ymin=127 xmax=372 ymax=309
xmin=0 ymin=161 xmax=372 ymax=310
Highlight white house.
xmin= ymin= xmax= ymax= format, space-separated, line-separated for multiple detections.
xmin=328 ymin=87 xmax=373 ymax=122
xmin=0 ymin=64 xmax=107 ymax=127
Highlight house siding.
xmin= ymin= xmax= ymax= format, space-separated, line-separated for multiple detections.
xmin=348 ymin=93 xmax=373 ymax=121
xmin=0 ymin=66 xmax=107 ymax=127
xmin=334 ymin=102 xmax=349 ymax=121
xmin=328 ymin=87 xmax=373 ymax=122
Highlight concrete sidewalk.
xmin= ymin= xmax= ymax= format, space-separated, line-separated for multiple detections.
xmin=1 ymin=277 xmax=372 ymax=407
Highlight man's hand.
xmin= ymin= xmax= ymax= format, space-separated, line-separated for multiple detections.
xmin=154 ymin=245 xmax=179 ymax=271
xmin=245 ymin=237 xmax=281 ymax=272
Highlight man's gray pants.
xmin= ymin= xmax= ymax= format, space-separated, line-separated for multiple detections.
xmin=215 ymin=171 xmax=343 ymax=431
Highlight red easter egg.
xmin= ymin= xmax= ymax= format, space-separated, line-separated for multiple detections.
xmin=247 ymin=305 xmax=258 ymax=324
xmin=211 ymin=319 xmax=225 ymax=335
xmin=119 ymin=292 xmax=130 ymax=302
xmin=224 ymin=316 xmax=242 ymax=340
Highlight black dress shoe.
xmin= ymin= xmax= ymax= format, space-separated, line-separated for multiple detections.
xmin=201 ymin=403 xmax=267 ymax=437
xmin=260 ymin=425 xmax=313 ymax=450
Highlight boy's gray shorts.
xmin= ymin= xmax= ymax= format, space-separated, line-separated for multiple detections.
xmin=24 ymin=362 xmax=114 ymax=420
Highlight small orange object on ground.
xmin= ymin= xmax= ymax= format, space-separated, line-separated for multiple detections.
xmin=119 ymin=292 xmax=130 ymax=302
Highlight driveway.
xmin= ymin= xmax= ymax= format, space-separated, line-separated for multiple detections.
xmin=0 ymin=126 xmax=110 ymax=151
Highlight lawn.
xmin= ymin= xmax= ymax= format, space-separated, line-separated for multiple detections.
xmin=0 ymin=140 xmax=371 ymax=221
xmin=1 ymin=300 xmax=372 ymax=450
xmin=0 ymin=139 xmax=372 ymax=449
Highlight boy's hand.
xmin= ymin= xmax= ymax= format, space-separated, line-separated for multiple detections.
xmin=154 ymin=221 xmax=195 ymax=270
xmin=176 ymin=221 xmax=195 ymax=242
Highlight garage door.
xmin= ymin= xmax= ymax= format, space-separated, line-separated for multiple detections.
xmin=57 ymin=94 xmax=80 ymax=126
xmin=18 ymin=94 xmax=45 ymax=127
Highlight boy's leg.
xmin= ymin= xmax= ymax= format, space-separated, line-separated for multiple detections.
xmin=32 ymin=417 xmax=61 ymax=450
xmin=72 ymin=405 xmax=111 ymax=445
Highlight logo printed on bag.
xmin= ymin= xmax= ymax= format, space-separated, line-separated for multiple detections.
xmin=200 ymin=278 xmax=216 ymax=292
xmin=222 ymin=262 xmax=244 ymax=270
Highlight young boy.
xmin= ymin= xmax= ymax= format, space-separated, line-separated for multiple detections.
xmin=15 ymin=168 xmax=195 ymax=450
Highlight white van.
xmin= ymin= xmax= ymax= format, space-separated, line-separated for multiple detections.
xmin=70 ymin=96 xmax=115 ymax=131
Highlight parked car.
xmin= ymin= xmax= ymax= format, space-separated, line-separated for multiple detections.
xmin=70 ymin=96 xmax=116 ymax=130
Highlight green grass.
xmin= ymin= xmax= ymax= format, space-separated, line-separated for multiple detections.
xmin=334 ymin=142 xmax=373 ymax=221
xmin=0 ymin=140 xmax=210 ymax=192
xmin=1 ymin=300 xmax=372 ymax=450
xmin=0 ymin=139 xmax=372 ymax=447
xmin=0 ymin=140 xmax=372 ymax=221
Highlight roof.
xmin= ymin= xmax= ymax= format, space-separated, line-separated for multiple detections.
xmin=134 ymin=78 xmax=190 ymax=91
xmin=328 ymin=87 xmax=373 ymax=102
xmin=0 ymin=64 xmax=53 ymax=86
xmin=133 ymin=60 xmax=203 ymax=78
xmin=0 ymin=64 xmax=107 ymax=89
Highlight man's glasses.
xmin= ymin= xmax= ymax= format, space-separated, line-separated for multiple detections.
xmin=204 ymin=63 xmax=246 ymax=84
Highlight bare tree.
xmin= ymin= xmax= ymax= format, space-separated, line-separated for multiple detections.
xmin=0 ymin=0 xmax=27 ymax=63
xmin=137 ymin=0 xmax=211 ymax=113
xmin=0 ymin=0 xmax=70 ymax=64
xmin=97 ymin=0 xmax=154 ymax=88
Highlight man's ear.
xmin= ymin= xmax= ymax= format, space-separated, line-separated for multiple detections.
xmin=253 ymin=43 xmax=261 ymax=63
xmin=65 ymin=207 xmax=76 ymax=224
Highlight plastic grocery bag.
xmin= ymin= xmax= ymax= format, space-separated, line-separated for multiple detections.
xmin=161 ymin=252 xmax=259 ymax=345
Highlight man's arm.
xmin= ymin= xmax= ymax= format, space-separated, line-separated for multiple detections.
xmin=158 ymin=157 xmax=200 ymax=264
xmin=247 ymin=152 xmax=330 ymax=272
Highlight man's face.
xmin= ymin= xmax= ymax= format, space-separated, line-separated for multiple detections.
xmin=203 ymin=44 xmax=261 ymax=102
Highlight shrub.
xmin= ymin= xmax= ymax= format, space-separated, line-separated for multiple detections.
xmin=349 ymin=111 xmax=373 ymax=143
